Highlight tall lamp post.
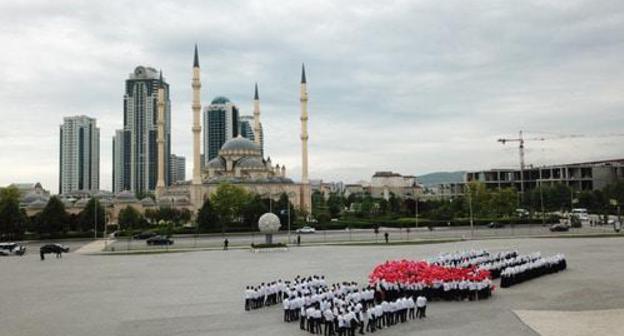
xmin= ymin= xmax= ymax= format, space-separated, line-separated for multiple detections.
xmin=466 ymin=184 xmax=474 ymax=239
xmin=94 ymin=197 xmax=98 ymax=240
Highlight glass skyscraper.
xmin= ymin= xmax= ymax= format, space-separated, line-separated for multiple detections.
xmin=203 ymin=96 xmax=240 ymax=163
xmin=112 ymin=66 xmax=171 ymax=194
xmin=59 ymin=116 xmax=100 ymax=194
xmin=240 ymin=115 xmax=263 ymax=157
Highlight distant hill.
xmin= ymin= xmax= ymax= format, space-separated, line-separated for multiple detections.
xmin=417 ymin=171 xmax=465 ymax=187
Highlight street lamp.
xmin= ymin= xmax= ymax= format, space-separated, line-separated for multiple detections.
xmin=465 ymin=184 xmax=474 ymax=239
xmin=94 ymin=197 xmax=98 ymax=240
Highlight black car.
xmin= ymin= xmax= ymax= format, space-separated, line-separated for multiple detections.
xmin=550 ymin=223 xmax=570 ymax=232
xmin=0 ymin=242 xmax=26 ymax=256
xmin=133 ymin=232 xmax=158 ymax=240
xmin=488 ymin=221 xmax=505 ymax=229
xmin=146 ymin=236 xmax=174 ymax=246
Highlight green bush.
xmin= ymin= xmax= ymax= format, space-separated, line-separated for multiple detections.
xmin=251 ymin=242 xmax=287 ymax=249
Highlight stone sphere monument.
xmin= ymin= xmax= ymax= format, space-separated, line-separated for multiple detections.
xmin=258 ymin=212 xmax=281 ymax=244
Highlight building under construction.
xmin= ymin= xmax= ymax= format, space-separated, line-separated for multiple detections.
xmin=437 ymin=158 xmax=624 ymax=197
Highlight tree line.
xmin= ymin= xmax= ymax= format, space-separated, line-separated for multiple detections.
xmin=311 ymin=181 xmax=624 ymax=224
xmin=0 ymin=183 xmax=297 ymax=240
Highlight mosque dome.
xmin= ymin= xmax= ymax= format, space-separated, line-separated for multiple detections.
xmin=140 ymin=197 xmax=156 ymax=207
xmin=61 ymin=198 xmax=75 ymax=208
xmin=207 ymin=157 xmax=226 ymax=169
xmin=211 ymin=96 xmax=231 ymax=105
xmin=114 ymin=190 xmax=138 ymax=203
xmin=28 ymin=199 xmax=48 ymax=210
xmin=236 ymin=157 xmax=266 ymax=170
xmin=93 ymin=190 xmax=113 ymax=199
xmin=174 ymin=196 xmax=191 ymax=206
xmin=22 ymin=191 xmax=47 ymax=204
xmin=157 ymin=197 xmax=174 ymax=207
xmin=74 ymin=198 xmax=90 ymax=208
xmin=220 ymin=136 xmax=260 ymax=154
xmin=99 ymin=198 xmax=113 ymax=208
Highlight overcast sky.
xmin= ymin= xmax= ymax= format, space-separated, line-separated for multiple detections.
xmin=1 ymin=0 xmax=623 ymax=193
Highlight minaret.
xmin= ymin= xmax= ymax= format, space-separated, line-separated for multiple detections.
xmin=191 ymin=44 xmax=202 ymax=185
xmin=253 ymin=83 xmax=261 ymax=147
xmin=155 ymin=70 xmax=166 ymax=197
xmin=299 ymin=63 xmax=311 ymax=213
xmin=300 ymin=64 xmax=309 ymax=184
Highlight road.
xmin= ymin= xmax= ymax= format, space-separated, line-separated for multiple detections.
xmin=105 ymin=223 xmax=620 ymax=252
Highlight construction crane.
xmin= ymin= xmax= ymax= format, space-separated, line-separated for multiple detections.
xmin=497 ymin=131 xmax=624 ymax=195
xmin=497 ymin=130 xmax=545 ymax=195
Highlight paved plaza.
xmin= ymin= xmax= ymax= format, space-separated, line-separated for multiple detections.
xmin=1 ymin=237 xmax=624 ymax=336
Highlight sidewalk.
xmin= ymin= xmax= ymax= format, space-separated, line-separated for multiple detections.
xmin=75 ymin=239 xmax=114 ymax=254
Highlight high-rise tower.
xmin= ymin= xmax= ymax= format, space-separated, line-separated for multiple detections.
xmin=203 ymin=96 xmax=240 ymax=163
xmin=113 ymin=66 xmax=171 ymax=194
xmin=192 ymin=44 xmax=202 ymax=185
xmin=59 ymin=116 xmax=100 ymax=194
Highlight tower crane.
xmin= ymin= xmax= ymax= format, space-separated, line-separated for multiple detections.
xmin=497 ymin=131 xmax=624 ymax=195
xmin=497 ymin=130 xmax=545 ymax=195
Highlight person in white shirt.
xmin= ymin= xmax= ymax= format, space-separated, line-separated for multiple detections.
xmin=337 ymin=315 xmax=346 ymax=336
xmin=283 ymin=297 xmax=290 ymax=322
xmin=306 ymin=306 xmax=315 ymax=333
xmin=408 ymin=296 xmax=415 ymax=319
xmin=416 ymin=295 xmax=427 ymax=319
xmin=300 ymin=305 xmax=307 ymax=330
xmin=323 ymin=307 xmax=335 ymax=336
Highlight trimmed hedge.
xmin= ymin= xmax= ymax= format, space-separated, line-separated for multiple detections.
xmin=251 ymin=242 xmax=287 ymax=249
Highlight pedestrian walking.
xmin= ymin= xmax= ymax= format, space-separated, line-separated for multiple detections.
xmin=384 ymin=232 xmax=389 ymax=244
xmin=224 ymin=238 xmax=229 ymax=250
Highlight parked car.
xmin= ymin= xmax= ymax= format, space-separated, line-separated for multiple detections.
xmin=550 ymin=223 xmax=570 ymax=232
xmin=133 ymin=232 xmax=158 ymax=240
xmin=515 ymin=208 xmax=530 ymax=218
xmin=146 ymin=235 xmax=174 ymax=246
xmin=296 ymin=226 xmax=316 ymax=234
xmin=0 ymin=242 xmax=26 ymax=256
xmin=488 ymin=221 xmax=505 ymax=229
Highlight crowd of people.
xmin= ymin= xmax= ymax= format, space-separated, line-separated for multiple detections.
xmin=478 ymin=252 xmax=544 ymax=279
xmin=372 ymin=277 xmax=493 ymax=302
xmin=244 ymin=249 xmax=567 ymax=334
xmin=245 ymin=275 xmax=428 ymax=335
xmin=244 ymin=280 xmax=287 ymax=310
xmin=500 ymin=254 xmax=567 ymax=288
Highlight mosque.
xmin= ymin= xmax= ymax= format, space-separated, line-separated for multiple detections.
xmin=155 ymin=45 xmax=312 ymax=214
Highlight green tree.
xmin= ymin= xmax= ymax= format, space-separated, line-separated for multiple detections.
xmin=37 ymin=197 xmax=69 ymax=237
xmin=197 ymin=198 xmax=219 ymax=232
xmin=78 ymin=198 xmax=105 ymax=233
xmin=118 ymin=206 xmax=142 ymax=232
xmin=0 ymin=193 xmax=26 ymax=240
xmin=488 ymin=187 xmax=517 ymax=217
xmin=326 ymin=193 xmax=343 ymax=218
xmin=210 ymin=184 xmax=250 ymax=233
xmin=144 ymin=208 xmax=160 ymax=225
xmin=0 ymin=186 xmax=21 ymax=203
xmin=357 ymin=196 xmax=375 ymax=218
xmin=241 ymin=194 xmax=268 ymax=230
xmin=388 ymin=193 xmax=401 ymax=214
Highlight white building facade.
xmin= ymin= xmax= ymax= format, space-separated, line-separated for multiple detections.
xmin=59 ymin=116 xmax=100 ymax=194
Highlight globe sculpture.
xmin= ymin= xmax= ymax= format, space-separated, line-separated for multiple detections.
xmin=258 ymin=212 xmax=281 ymax=244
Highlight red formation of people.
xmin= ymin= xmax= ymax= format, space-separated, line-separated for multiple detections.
xmin=369 ymin=259 xmax=493 ymax=285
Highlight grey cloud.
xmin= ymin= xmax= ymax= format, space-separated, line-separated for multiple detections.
xmin=0 ymin=0 xmax=622 ymax=191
